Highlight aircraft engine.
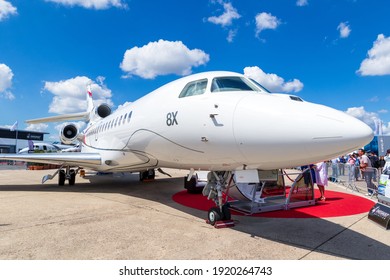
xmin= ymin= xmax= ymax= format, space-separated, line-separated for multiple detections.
xmin=95 ymin=103 xmax=111 ymax=118
xmin=60 ymin=124 xmax=79 ymax=145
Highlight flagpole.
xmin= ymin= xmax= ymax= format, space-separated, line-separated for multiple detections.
xmin=15 ymin=126 xmax=18 ymax=153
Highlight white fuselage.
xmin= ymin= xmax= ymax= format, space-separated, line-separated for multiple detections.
xmin=81 ymin=71 xmax=373 ymax=172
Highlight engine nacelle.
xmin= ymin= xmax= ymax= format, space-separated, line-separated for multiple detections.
xmin=60 ymin=124 xmax=79 ymax=145
xmin=95 ymin=103 xmax=111 ymax=118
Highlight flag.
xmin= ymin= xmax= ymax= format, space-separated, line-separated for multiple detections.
xmin=28 ymin=140 xmax=34 ymax=151
xmin=374 ymin=119 xmax=383 ymax=136
xmin=10 ymin=121 xmax=18 ymax=131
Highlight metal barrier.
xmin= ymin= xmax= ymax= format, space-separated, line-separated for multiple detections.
xmin=327 ymin=162 xmax=379 ymax=197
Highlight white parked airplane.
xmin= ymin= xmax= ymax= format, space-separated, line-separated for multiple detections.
xmin=18 ymin=142 xmax=76 ymax=154
xmin=0 ymin=71 xmax=373 ymax=223
xmin=18 ymin=142 xmax=61 ymax=154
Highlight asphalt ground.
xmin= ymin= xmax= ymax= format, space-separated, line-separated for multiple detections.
xmin=0 ymin=167 xmax=389 ymax=260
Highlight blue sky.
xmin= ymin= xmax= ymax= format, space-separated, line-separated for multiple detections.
xmin=1 ymin=0 xmax=390 ymax=140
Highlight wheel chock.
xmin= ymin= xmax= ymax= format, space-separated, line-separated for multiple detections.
xmin=206 ymin=219 xmax=235 ymax=228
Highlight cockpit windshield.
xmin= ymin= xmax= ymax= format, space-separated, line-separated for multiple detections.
xmin=211 ymin=76 xmax=270 ymax=93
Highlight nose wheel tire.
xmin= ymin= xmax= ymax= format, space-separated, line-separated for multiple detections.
xmin=222 ymin=204 xmax=231 ymax=220
xmin=208 ymin=207 xmax=222 ymax=226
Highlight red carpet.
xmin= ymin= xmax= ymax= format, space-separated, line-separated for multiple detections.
xmin=172 ymin=190 xmax=375 ymax=218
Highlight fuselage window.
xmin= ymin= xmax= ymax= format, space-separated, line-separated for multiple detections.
xmin=123 ymin=113 xmax=127 ymax=125
xmin=128 ymin=111 xmax=132 ymax=122
xmin=119 ymin=115 xmax=123 ymax=126
xmin=211 ymin=76 xmax=259 ymax=92
xmin=179 ymin=78 xmax=208 ymax=98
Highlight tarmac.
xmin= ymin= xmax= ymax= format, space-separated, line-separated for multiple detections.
xmin=0 ymin=166 xmax=389 ymax=260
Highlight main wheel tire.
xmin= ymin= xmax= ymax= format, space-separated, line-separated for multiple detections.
xmin=59 ymin=170 xmax=66 ymax=186
xmin=184 ymin=177 xmax=198 ymax=193
xmin=208 ymin=207 xmax=222 ymax=226
xmin=147 ymin=169 xmax=155 ymax=180
xmin=69 ymin=169 xmax=76 ymax=185
xmin=140 ymin=170 xmax=156 ymax=181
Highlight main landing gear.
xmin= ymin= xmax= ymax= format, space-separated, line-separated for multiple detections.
xmin=41 ymin=165 xmax=80 ymax=186
xmin=58 ymin=167 xmax=77 ymax=186
xmin=139 ymin=169 xmax=155 ymax=181
xmin=202 ymin=171 xmax=234 ymax=227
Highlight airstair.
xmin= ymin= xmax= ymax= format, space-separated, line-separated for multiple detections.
xmin=227 ymin=168 xmax=316 ymax=214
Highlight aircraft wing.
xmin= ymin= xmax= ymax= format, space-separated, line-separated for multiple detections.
xmin=26 ymin=112 xmax=90 ymax=124
xmin=0 ymin=153 xmax=101 ymax=168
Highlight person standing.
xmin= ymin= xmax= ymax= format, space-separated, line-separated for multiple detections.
xmin=358 ymin=149 xmax=375 ymax=195
xmin=314 ymin=161 xmax=328 ymax=201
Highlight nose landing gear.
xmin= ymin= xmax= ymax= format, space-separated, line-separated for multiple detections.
xmin=203 ymin=171 xmax=234 ymax=228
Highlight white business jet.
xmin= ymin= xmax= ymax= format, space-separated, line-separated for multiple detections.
xmin=0 ymin=71 xmax=373 ymax=223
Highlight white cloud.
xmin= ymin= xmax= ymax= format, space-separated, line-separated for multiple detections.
xmin=207 ymin=0 xmax=241 ymax=27
xmin=45 ymin=0 xmax=127 ymax=10
xmin=255 ymin=12 xmax=281 ymax=37
xmin=0 ymin=63 xmax=15 ymax=100
xmin=345 ymin=106 xmax=390 ymax=135
xmin=296 ymin=0 xmax=308 ymax=6
xmin=117 ymin=101 xmax=132 ymax=110
xmin=0 ymin=0 xmax=17 ymax=21
xmin=357 ymin=34 xmax=390 ymax=76
xmin=120 ymin=39 xmax=210 ymax=79
xmin=25 ymin=123 xmax=49 ymax=132
xmin=43 ymin=76 xmax=113 ymax=114
xmin=243 ymin=66 xmax=303 ymax=93
xmin=368 ymin=96 xmax=379 ymax=102
xmin=227 ymin=29 xmax=237 ymax=43
xmin=337 ymin=22 xmax=351 ymax=38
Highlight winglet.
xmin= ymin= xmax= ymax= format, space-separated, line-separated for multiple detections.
xmin=87 ymin=84 xmax=94 ymax=113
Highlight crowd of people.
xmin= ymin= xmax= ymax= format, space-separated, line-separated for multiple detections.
xmin=311 ymin=148 xmax=390 ymax=200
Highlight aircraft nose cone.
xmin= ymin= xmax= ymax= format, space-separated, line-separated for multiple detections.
xmin=342 ymin=115 xmax=374 ymax=146
xmin=311 ymin=108 xmax=374 ymax=156
xmin=233 ymin=94 xmax=374 ymax=168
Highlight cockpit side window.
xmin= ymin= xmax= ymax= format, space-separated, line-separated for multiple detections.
xmin=249 ymin=78 xmax=271 ymax=93
xmin=179 ymin=79 xmax=208 ymax=98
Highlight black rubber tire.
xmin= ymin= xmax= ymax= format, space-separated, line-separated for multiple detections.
xmin=222 ymin=204 xmax=231 ymax=220
xmin=208 ymin=207 xmax=222 ymax=226
xmin=68 ymin=169 xmax=76 ymax=185
xmin=59 ymin=170 xmax=66 ymax=186
xmin=184 ymin=177 xmax=201 ymax=193
xmin=140 ymin=170 xmax=156 ymax=181
xmin=147 ymin=169 xmax=155 ymax=180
